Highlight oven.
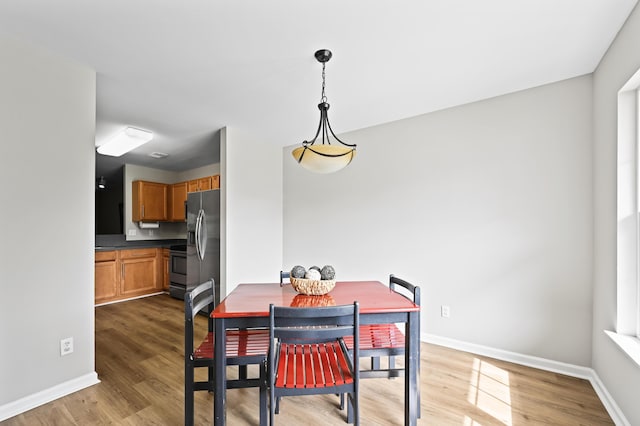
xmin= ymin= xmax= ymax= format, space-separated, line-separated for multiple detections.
xmin=169 ymin=244 xmax=187 ymax=299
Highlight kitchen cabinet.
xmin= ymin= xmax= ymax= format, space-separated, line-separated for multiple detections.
xmin=132 ymin=180 xmax=168 ymax=222
xmin=94 ymin=248 xmax=163 ymax=305
xmin=168 ymin=181 xmax=187 ymax=222
xmin=162 ymin=248 xmax=170 ymax=291
xmin=198 ymin=176 xmax=212 ymax=191
xmin=211 ymin=174 xmax=220 ymax=189
xmin=187 ymin=174 xmax=220 ymax=192
xmin=119 ymin=248 xmax=159 ymax=298
xmin=95 ymin=250 xmax=119 ymax=304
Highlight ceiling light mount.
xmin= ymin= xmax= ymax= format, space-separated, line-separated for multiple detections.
xmin=292 ymin=49 xmax=356 ymax=174
xmin=97 ymin=126 xmax=154 ymax=157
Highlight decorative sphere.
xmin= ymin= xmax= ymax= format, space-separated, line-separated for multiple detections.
xmin=290 ymin=265 xmax=306 ymax=279
xmin=305 ymin=269 xmax=321 ymax=280
xmin=309 ymin=265 xmax=321 ymax=273
xmin=320 ymin=265 xmax=335 ymax=280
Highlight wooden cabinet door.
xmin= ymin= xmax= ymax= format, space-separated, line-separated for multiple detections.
xmin=188 ymin=179 xmax=198 ymax=193
xmin=197 ymin=176 xmax=212 ymax=191
xmin=120 ymin=249 xmax=158 ymax=297
xmin=162 ymin=248 xmax=170 ymax=291
xmin=95 ymin=251 xmax=118 ymax=305
xmin=132 ymin=181 xmax=167 ymax=221
xmin=211 ymin=174 xmax=220 ymax=189
xmin=169 ymin=182 xmax=187 ymax=222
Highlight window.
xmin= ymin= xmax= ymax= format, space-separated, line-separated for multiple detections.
xmin=610 ymin=74 xmax=640 ymax=366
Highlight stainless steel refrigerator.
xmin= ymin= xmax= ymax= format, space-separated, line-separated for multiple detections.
xmin=186 ymin=189 xmax=220 ymax=305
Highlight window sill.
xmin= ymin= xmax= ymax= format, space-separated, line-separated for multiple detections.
xmin=605 ymin=330 xmax=640 ymax=368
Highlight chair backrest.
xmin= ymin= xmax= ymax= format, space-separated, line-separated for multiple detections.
xmin=389 ymin=274 xmax=420 ymax=306
xmin=279 ymin=270 xmax=290 ymax=286
xmin=269 ymin=302 xmax=359 ymax=346
xmin=185 ymin=279 xmax=215 ymax=355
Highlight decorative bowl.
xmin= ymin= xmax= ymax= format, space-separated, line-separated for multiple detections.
xmin=290 ymin=277 xmax=336 ymax=295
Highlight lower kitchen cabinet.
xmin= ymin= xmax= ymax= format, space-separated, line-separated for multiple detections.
xmin=95 ymin=247 xmax=164 ymax=305
xmin=162 ymin=248 xmax=170 ymax=291
xmin=95 ymin=251 xmax=119 ymax=304
xmin=119 ymin=248 xmax=159 ymax=298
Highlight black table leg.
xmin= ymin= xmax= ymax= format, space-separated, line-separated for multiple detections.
xmin=214 ymin=317 xmax=226 ymax=426
xmin=405 ymin=311 xmax=419 ymax=426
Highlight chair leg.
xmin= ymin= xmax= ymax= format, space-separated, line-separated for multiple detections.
xmin=346 ymin=392 xmax=358 ymax=425
xmin=208 ymin=363 xmax=215 ymax=391
xmin=239 ymin=364 xmax=248 ymax=380
xmin=388 ymin=355 xmax=395 ymax=378
xmin=185 ymin=361 xmax=194 ymax=426
xmin=371 ymin=356 xmax=380 ymax=370
xmin=270 ymin=388 xmax=276 ymax=426
xmin=259 ymin=361 xmax=267 ymax=426
xmin=339 ymin=393 xmax=345 ymax=410
xmin=275 ymin=396 xmax=281 ymax=414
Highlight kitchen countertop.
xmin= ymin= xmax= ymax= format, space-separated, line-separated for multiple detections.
xmin=95 ymin=235 xmax=186 ymax=251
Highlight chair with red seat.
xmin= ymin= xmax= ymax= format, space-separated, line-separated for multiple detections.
xmin=343 ymin=274 xmax=421 ymax=416
xmin=185 ymin=279 xmax=269 ymax=426
xmin=268 ymin=302 xmax=360 ymax=425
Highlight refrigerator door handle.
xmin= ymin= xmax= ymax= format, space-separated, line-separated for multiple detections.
xmin=198 ymin=210 xmax=207 ymax=260
xmin=195 ymin=209 xmax=202 ymax=260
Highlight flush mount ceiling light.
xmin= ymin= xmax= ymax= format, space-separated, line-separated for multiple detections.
xmin=292 ymin=49 xmax=356 ymax=174
xmin=97 ymin=127 xmax=153 ymax=157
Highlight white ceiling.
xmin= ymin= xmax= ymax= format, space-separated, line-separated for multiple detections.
xmin=0 ymin=0 xmax=636 ymax=178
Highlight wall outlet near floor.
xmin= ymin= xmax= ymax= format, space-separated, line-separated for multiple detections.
xmin=60 ymin=337 xmax=74 ymax=356
xmin=128 ymin=229 xmax=137 ymax=236
xmin=441 ymin=305 xmax=451 ymax=318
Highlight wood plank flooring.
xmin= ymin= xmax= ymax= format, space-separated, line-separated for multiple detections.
xmin=3 ymin=294 xmax=612 ymax=425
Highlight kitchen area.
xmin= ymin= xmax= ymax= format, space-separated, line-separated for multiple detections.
xmin=95 ymin=150 xmax=222 ymax=307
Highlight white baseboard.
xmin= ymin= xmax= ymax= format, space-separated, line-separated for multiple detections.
xmin=0 ymin=372 xmax=100 ymax=422
xmin=423 ymin=333 xmax=629 ymax=426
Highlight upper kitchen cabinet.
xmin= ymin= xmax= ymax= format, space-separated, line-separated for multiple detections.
xmin=188 ymin=175 xmax=220 ymax=193
xmin=132 ymin=180 xmax=168 ymax=222
xmin=168 ymin=181 xmax=187 ymax=222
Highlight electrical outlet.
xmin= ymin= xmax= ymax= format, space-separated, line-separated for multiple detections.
xmin=149 ymin=229 xmax=154 ymax=236
xmin=441 ymin=305 xmax=451 ymax=318
xmin=60 ymin=337 xmax=73 ymax=356
xmin=128 ymin=229 xmax=136 ymax=236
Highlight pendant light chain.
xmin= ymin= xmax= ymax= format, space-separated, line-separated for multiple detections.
xmin=321 ymin=62 xmax=327 ymax=103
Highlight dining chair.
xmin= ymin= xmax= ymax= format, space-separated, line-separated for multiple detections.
xmin=185 ymin=279 xmax=269 ymax=426
xmin=279 ymin=270 xmax=290 ymax=286
xmin=268 ymin=302 xmax=360 ymax=425
xmin=343 ymin=274 xmax=421 ymax=416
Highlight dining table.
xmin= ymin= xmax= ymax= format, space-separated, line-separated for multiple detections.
xmin=211 ymin=280 xmax=421 ymax=426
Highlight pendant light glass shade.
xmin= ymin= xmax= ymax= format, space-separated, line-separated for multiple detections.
xmin=293 ymin=49 xmax=356 ymax=173
xmin=292 ymin=144 xmax=356 ymax=174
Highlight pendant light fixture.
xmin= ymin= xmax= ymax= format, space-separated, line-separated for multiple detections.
xmin=96 ymin=176 xmax=107 ymax=190
xmin=292 ymin=49 xmax=356 ymax=173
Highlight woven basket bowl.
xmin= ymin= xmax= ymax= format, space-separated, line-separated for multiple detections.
xmin=290 ymin=277 xmax=336 ymax=295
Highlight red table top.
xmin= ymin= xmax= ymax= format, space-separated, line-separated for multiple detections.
xmin=212 ymin=280 xmax=419 ymax=318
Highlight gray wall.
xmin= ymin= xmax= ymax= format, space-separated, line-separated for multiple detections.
xmin=0 ymin=37 xmax=97 ymax=408
xmin=221 ymin=127 xmax=283 ymax=298
xmin=593 ymin=2 xmax=640 ymax=425
xmin=284 ymin=74 xmax=594 ymax=366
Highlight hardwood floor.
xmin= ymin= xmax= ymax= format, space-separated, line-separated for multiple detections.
xmin=3 ymin=294 xmax=612 ymax=425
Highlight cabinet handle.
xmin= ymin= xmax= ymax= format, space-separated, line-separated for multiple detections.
xmin=141 ymin=205 xmax=145 ymax=218
xmin=121 ymin=263 xmax=124 ymax=280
